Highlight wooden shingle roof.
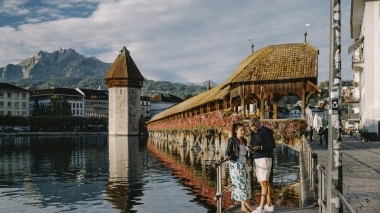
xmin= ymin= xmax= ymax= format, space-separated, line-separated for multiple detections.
xmin=104 ymin=47 xmax=144 ymax=81
xmin=149 ymin=83 xmax=229 ymax=121
xmin=227 ymin=43 xmax=318 ymax=84
xmin=148 ymin=42 xmax=319 ymax=123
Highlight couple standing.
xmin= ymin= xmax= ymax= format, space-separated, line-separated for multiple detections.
xmin=225 ymin=118 xmax=276 ymax=213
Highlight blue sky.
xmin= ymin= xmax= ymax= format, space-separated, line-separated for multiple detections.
xmin=0 ymin=0 xmax=353 ymax=84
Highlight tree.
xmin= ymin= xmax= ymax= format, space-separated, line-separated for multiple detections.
xmin=46 ymin=95 xmax=72 ymax=116
xmin=32 ymin=99 xmax=47 ymax=116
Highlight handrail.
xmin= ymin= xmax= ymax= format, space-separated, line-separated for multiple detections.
xmin=213 ymin=159 xmax=230 ymax=213
xmin=316 ymin=164 xmax=355 ymax=213
xmin=333 ymin=187 xmax=356 ymax=213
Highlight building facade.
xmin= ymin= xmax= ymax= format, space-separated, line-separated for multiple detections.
xmin=150 ymin=93 xmax=183 ymax=118
xmin=140 ymin=96 xmax=151 ymax=119
xmin=29 ymin=87 xmax=85 ymax=116
xmin=350 ymin=0 xmax=380 ymax=137
xmin=0 ymin=83 xmax=29 ymax=116
xmin=76 ymin=88 xmax=109 ymax=118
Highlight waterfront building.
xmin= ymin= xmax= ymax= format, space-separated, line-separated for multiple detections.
xmin=140 ymin=95 xmax=151 ymax=119
xmin=29 ymin=87 xmax=85 ymax=116
xmin=76 ymin=88 xmax=109 ymax=118
xmin=104 ymin=47 xmax=144 ymax=135
xmin=0 ymin=83 xmax=29 ymax=116
xmin=150 ymin=93 xmax=183 ymax=118
xmin=349 ymin=0 xmax=380 ymax=138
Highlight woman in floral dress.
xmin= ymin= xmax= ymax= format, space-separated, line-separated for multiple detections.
xmin=225 ymin=123 xmax=252 ymax=213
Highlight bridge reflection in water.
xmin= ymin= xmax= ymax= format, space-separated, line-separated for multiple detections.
xmin=0 ymin=135 xmax=300 ymax=212
xmin=148 ymin=135 xmax=301 ymax=209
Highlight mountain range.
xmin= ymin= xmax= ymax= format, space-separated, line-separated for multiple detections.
xmin=0 ymin=48 xmax=217 ymax=99
xmin=0 ymin=47 xmax=112 ymax=81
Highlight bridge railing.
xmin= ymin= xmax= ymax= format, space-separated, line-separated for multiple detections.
xmin=302 ymin=136 xmax=355 ymax=212
xmin=316 ymin=165 xmax=355 ymax=213
xmin=213 ymin=159 xmax=231 ymax=213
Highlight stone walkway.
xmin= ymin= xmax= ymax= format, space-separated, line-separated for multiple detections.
xmin=226 ymin=135 xmax=380 ymax=213
xmin=312 ymin=135 xmax=380 ymax=213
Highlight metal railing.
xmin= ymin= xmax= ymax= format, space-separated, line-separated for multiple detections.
xmin=316 ymin=165 xmax=355 ymax=213
xmin=213 ymin=159 xmax=231 ymax=213
xmin=302 ymin=137 xmax=355 ymax=212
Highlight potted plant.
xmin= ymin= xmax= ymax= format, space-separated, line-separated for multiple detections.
xmin=358 ymin=127 xmax=368 ymax=142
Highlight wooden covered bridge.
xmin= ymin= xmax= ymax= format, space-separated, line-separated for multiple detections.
xmin=147 ymin=42 xmax=321 ymax=153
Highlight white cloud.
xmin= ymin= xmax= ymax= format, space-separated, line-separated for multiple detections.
xmin=0 ymin=0 xmax=353 ymax=84
xmin=0 ymin=0 xmax=30 ymax=16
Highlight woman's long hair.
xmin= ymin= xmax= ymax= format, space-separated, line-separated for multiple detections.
xmin=232 ymin=123 xmax=244 ymax=138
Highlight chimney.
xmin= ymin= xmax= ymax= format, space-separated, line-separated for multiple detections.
xmin=207 ymin=81 xmax=211 ymax=90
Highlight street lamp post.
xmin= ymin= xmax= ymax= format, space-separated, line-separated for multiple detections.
xmin=327 ymin=0 xmax=343 ymax=212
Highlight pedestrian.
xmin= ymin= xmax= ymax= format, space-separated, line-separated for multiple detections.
xmin=225 ymin=122 xmax=253 ymax=213
xmin=318 ymin=127 xmax=323 ymax=145
xmin=323 ymin=127 xmax=328 ymax=147
xmin=309 ymin=126 xmax=314 ymax=142
xmin=249 ymin=118 xmax=276 ymax=213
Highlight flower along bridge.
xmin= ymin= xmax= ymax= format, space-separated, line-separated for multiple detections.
xmin=147 ymin=42 xmax=320 ymax=154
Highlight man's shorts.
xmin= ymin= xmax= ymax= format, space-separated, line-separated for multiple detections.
xmin=254 ymin=157 xmax=272 ymax=182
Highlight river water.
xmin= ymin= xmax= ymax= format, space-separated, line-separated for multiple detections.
xmin=0 ymin=135 xmax=300 ymax=212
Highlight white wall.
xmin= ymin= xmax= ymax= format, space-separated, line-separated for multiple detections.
xmin=361 ymin=1 xmax=380 ymax=133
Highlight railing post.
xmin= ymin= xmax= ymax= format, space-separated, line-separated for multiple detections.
xmin=312 ymin=153 xmax=318 ymax=207
xmin=308 ymin=145 xmax=312 ymax=182
xmin=318 ymin=165 xmax=326 ymax=213
xmin=213 ymin=160 xmax=223 ymax=213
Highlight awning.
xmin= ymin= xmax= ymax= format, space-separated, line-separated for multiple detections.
xmin=348 ymin=36 xmax=364 ymax=54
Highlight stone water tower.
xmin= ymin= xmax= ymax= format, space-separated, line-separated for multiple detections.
xmin=104 ymin=47 xmax=144 ymax=135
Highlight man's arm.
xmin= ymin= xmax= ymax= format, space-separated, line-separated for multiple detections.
xmin=262 ymin=127 xmax=276 ymax=150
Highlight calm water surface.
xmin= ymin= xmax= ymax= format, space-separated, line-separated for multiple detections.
xmin=0 ymin=135 xmax=300 ymax=213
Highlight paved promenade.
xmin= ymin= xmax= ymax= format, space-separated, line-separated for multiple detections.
xmin=227 ymin=134 xmax=380 ymax=213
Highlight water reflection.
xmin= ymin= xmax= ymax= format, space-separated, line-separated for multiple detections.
xmin=0 ymin=135 xmax=111 ymax=212
xmin=107 ymin=136 xmax=142 ymax=212
xmin=148 ymin=136 xmax=301 ymax=209
xmin=0 ymin=135 xmax=301 ymax=212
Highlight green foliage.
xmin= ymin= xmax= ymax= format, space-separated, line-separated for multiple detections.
xmin=48 ymin=95 xmax=72 ymax=116
xmin=10 ymin=76 xmax=207 ymax=99
xmin=32 ymin=95 xmax=72 ymax=116
xmin=0 ymin=115 xmax=107 ymax=132
xmin=359 ymin=127 xmax=368 ymax=137
xmin=279 ymin=96 xmax=300 ymax=106
xmin=342 ymin=80 xmax=353 ymax=86
xmin=141 ymin=80 xmax=206 ymax=99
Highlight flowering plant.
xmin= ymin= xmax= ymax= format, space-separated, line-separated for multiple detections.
xmin=147 ymin=110 xmax=242 ymax=133
xmin=261 ymin=119 xmax=308 ymax=141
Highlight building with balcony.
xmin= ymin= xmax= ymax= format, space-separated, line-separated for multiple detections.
xmin=349 ymin=0 xmax=380 ymax=138
xmin=0 ymin=83 xmax=29 ymax=116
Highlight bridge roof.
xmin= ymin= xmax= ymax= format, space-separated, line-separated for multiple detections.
xmin=148 ymin=42 xmax=319 ymax=123
xmin=226 ymin=43 xmax=318 ymax=83
xmin=149 ymin=82 xmax=230 ymax=121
